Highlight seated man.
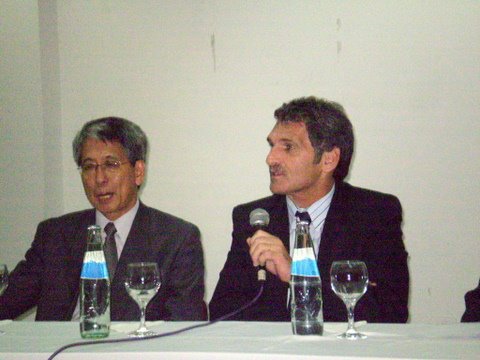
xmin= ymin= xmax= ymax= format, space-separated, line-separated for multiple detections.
xmin=0 ymin=117 xmax=206 ymax=321
xmin=461 ymin=279 xmax=480 ymax=322
xmin=210 ymin=97 xmax=409 ymax=323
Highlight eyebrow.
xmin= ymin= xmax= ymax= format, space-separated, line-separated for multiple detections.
xmin=81 ymin=155 xmax=121 ymax=163
xmin=267 ymin=136 xmax=295 ymax=144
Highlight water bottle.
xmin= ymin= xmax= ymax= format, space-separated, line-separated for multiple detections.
xmin=80 ymin=225 xmax=111 ymax=338
xmin=290 ymin=216 xmax=323 ymax=335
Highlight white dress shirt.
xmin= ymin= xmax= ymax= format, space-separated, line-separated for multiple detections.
xmin=286 ymin=184 xmax=335 ymax=259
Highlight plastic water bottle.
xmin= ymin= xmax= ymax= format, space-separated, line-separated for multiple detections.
xmin=290 ymin=217 xmax=323 ymax=335
xmin=80 ymin=225 xmax=111 ymax=338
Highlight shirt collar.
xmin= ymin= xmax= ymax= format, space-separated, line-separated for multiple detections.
xmin=286 ymin=184 xmax=335 ymax=231
xmin=96 ymin=199 xmax=140 ymax=247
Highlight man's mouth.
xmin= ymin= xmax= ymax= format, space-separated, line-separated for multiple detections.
xmin=96 ymin=192 xmax=114 ymax=201
xmin=269 ymin=166 xmax=284 ymax=177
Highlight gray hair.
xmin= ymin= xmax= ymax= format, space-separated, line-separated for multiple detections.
xmin=72 ymin=117 xmax=148 ymax=166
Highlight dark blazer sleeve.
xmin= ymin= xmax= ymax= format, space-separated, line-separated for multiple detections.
xmin=358 ymin=194 xmax=409 ymax=323
xmin=461 ymin=279 xmax=480 ymax=322
xmin=0 ymin=213 xmax=88 ymax=321
xmin=209 ymin=196 xmax=290 ymax=321
xmin=209 ymin=205 xmax=260 ymax=320
xmin=0 ymin=223 xmax=45 ymax=319
xmin=161 ymin=220 xmax=206 ymax=320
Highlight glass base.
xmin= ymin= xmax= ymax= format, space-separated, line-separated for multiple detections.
xmin=337 ymin=330 xmax=367 ymax=340
xmin=128 ymin=327 xmax=157 ymax=338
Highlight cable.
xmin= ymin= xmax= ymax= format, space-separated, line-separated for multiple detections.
xmin=48 ymin=283 xmax=264 ymax=360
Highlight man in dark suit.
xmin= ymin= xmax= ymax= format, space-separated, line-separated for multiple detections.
xmin=209 ymin=97 xmax=409 ymax=323
xmin=0 ymin=117 xmax=206 ymax=321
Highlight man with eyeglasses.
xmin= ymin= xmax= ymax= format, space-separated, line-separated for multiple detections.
xmin=0 ymin=117 xmax=207 ymax=321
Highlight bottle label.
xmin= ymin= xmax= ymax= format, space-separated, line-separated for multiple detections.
xmin=291 ymin=247 xmax=320 ymax=277
xmin=81 ymin=251 xmax=109 ymax=279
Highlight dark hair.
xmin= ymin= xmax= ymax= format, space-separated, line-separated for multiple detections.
xmin=274 ymin=96 xmax=354 ymax=181
xmin=72 ymin=117 xmax=148 ymax=166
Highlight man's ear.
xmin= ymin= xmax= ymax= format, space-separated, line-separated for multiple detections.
xmin=321 ymin=147 xmax=340 ymax=173
xmin=134 ymin=160 xmax=146 ymax=187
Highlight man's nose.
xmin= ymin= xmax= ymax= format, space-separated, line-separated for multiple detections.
xmin=94 ymin=165 xmax=108 ymax=183
xmin=266 ymin=148 xmax=278 ymax=166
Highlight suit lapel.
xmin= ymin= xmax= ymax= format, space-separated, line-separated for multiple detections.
xmin=319 ymin=182 xmax=354 ymax=265
xmin=114 ymin=202 xmax=150 ymax=279
xmin=111 ymin=202 xmax=150 ymax=320
xmin=264 ymin=195 xmax=290 ymax=250
xmin=70 ymin=212 xmax=94 ymax=266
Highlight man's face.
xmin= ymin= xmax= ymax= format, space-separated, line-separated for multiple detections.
xmin=80 ymin=138 xmax=145 ymax=221
xmin=266 ymin=121 xmax=329 ymax=207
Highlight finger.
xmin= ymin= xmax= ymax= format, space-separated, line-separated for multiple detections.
xmin=249 ymin=241 xmax=266 ymax=267
xmin=251 ymin=243 xmax=284 ymax=268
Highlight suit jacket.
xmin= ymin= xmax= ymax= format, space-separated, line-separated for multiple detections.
xmin=0 ymin=202 xmax=206 ymax=321
xmin=461 ymin=279 xmax=480 ymax=322
xmin=209 ymin=182 xmax=409 ymax=323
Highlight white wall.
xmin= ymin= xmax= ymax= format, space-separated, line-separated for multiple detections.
xmin=0 ymin=1 xmax=46 ymax=268
xmin=1 ymin=0 xmax=479 ymax=324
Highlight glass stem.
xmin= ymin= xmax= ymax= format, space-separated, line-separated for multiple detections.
xmin=346 ymin=301 xmax=357 ymax=333
xmin=139 ymin=305 xmax=147 ymax=330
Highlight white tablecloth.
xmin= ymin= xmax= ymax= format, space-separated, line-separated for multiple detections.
xmin=0 ymin=320 xmax=479 ymax=359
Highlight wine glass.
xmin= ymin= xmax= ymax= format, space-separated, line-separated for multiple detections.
xmin=330 ymin=260 xmax=369 ymax=340
xmin=0 ymin=264 xmax=8 ymax=336
xmin=124 ymin=262 xmax=161 ymax=337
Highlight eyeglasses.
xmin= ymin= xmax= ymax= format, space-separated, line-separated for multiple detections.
xmin=78 ymin=160 xmax=130 ymax=175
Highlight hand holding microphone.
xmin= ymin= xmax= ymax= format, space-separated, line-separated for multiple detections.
xmin=248 ymin=208 xmax=292 ymax=283
xmin=249 ymin=208 xmax=270 ymax=281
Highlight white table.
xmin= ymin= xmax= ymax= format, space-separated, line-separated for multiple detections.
xmin=0 ymin=320 xmax=479 ymax=359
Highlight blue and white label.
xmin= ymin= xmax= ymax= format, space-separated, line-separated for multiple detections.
xmin=291 ymin=247 xmax=320 ymax=277
xmin=80 ymin=251 xmax=109 ymax=279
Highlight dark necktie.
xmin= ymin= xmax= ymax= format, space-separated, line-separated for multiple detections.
xmin=295 ymin=211 xmax=312 ymax=225
xmin=104 ymin=222 xmax=118 ymax=280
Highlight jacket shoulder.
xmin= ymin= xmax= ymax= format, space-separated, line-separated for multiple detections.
xmin=233 ymin=195 xmax=285 ymax=211
xmin=139 ymin=203 xmax=200 ymax=232
xmin=233 ymin=195 xmax=283 ymax=217
xmin=37 ymin=209 xmax=95 ymax=228
xmin=339 ymin=182 xmax=401 ymax=208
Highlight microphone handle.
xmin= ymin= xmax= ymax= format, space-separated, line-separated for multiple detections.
xmin=257 ymin=265 xmax=266 ymax=281
xmin=252 ymin=225 xmax=267 ymax=282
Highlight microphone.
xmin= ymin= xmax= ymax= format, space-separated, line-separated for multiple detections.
xmin=249 ymin=208 xmax=270 ymax=282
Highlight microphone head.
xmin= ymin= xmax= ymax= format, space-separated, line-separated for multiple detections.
xmin=249 ymin=208 xmax=270 ymax=228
